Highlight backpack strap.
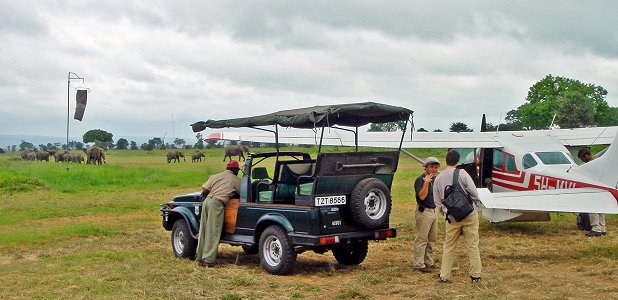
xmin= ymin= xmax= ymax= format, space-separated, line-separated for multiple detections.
xmin=452 ymin=169 xmax=461 ymax=188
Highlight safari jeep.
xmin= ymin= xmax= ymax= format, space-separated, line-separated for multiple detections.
xmin=160 ymin=102 xmax=412 ymax=275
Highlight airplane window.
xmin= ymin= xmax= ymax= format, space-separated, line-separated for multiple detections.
xmin=505 ymin=154 xmax=516 ymax=171
xmin=535 ymin=152 xmax=571 ymax=165
xmin=522 ymin=153 xmax=538 ymax=169
xmin=493 ymin=150 xmax=503 ymax=169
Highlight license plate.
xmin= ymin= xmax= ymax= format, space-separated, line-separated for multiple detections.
xmin=315 ymin=195 xmax=347 ymax=206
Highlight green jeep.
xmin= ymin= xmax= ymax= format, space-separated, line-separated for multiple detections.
xmin=160 ymin=102 xmax=412 ymax=275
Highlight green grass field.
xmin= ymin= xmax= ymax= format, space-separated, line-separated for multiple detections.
xmin=1 ymin=148 xmax=617 ymax=299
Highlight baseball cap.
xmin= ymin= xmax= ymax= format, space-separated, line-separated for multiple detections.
xmin=424 ymin=157 xmax=440 ymax=166
xmin=226 ymin=160 xmax=240 ymax=169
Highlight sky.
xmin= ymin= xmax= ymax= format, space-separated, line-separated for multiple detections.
xmin=2 ymin=1 xmax=618 ymax=144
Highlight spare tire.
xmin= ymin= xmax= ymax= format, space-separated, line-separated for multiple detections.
xmin=349 ymin=178 xmax=391 ymax=229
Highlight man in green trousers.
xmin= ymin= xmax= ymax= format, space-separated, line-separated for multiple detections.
xmin=196 ymin=160 xmax=241 ymax=267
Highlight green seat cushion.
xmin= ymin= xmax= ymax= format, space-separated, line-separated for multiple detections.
xmin=258 ymin=191 xmax=272 ymax=201
xmin=299 ymin=182 xmax=313 ymax=195
xmin=276 ymin=184 xmax=296 ymax=199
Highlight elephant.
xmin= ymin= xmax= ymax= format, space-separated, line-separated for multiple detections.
xmin=167 ymin=151 xmax=186 ymax=163
xmin=191 ymin=152 xmax=205 ymax=162
xmin=21 ymin=151 xmax=36 ymax=161
xmin=63 ymin=153 xmax=84 ymax=164
xmin=223 ymin=145 xmax=250 ymax=162
xmin=35 ymin=151 xmax=51 ymax=161
xmin=49 ymin=150 xmax=68 ymax=162
xmin=82 ymin=146 xmax=106 ymax=165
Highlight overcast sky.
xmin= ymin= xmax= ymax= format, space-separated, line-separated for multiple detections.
xmin=2 ymin=1 xmax=618 ymax=142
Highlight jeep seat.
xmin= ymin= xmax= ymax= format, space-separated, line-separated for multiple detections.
xmin=251 ymin=167 xmax=272 ymax=202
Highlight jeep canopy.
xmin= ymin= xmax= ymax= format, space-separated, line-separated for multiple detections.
xmin=191 ymin=102 xmax=413 ymax=132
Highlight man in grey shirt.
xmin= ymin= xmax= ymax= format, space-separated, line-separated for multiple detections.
xmin=433 ymin=150 xmax=482 ymax=283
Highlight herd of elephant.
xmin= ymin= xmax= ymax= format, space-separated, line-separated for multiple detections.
xmin=20 ymin=146 xmax=107 ymax=165
xmin=19 ymin=145 xmax=251 ymax=165
xmin=167 ymin=145 xmax=251 ymax=163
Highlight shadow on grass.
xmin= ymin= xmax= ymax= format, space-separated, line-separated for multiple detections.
xmin=482 ymin=222 xmax=548 ymax=235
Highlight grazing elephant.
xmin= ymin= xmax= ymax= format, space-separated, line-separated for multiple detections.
xmin=223 ymin=145 xmax=250 ymax=162
xmin=167 ymin=151 xmax=186 ymax=163
xmin=21 ymin=151 xmax=36 ymax=161
xmin=191 ymin=152 xmax=205 ymax=162
xmin=82 ymin=146 xmax=107 ymax=165
xmin=63 ymin=153 xmax=84 ymax=164
xmin=36 ymin=151 xmax=51 ymax=161
xmin=49 ymin=150 xmax=68 ymax=163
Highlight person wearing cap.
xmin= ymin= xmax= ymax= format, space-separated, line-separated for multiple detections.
xmin=577 ymin=148 xmax=607 ymax=237
xmin=412 ymin=156 xmax=440 ymax=273
xmin=196 ymin=160 xmax=242 ymax=267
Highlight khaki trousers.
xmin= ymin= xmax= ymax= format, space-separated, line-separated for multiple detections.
xmin=413 ymin=207 xmax=438 ymax=269
xmin=590 ymin=213 xmax=607 ymax=233
xmin=196 ymin=197 xmax=225 ymax=263
xmin=440 ymin=213 xmax=482 ymax=280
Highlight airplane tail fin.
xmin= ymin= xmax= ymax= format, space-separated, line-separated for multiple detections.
xmin=572 ymin=130 xmax=618 ymax=188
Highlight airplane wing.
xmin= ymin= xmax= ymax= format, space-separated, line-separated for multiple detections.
xmin=477 ymin=188 xmax=618 ymax=214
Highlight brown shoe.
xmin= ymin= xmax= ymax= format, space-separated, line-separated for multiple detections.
xmin=198 ymin=260 xmax=215 ymax=268
xmin=416 ymin=267 xmax=432 ymax=273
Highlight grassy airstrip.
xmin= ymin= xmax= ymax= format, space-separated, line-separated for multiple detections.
xmin=1 ymin=147 xmax=617 ymax=299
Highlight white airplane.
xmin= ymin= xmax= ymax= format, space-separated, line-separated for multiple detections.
xmin=204 ymin=125 xmax=618 ymax=223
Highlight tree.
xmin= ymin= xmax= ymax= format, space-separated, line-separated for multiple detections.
xmin=173 ymin=138 xmax=186 ymax=148
xmin=140 ymin=143 xmax=154 ymax=151
xmin=130 ymin=141 xmax=138 ymax=150
xmin=19 ymin=140 xmax=35 ymax=151
xmin=449 ymin=122 xmax=473 ymax=132
xmin=38 ymin=144 xmax=48 ymax=151
xmin=116 ymin=138 xmax=129 ymax=150
xmin=195 ymin=133 xmax=204 ymax=149
xmin=433 ymin=129 xmax=443 ymax=132
xmin=83 ymin=129 xmax=114 ymax=144
xmin=417 ymin=128 xmax=428 ymax=132
xmin=519 ymin=74 xmax=615 ymax=129
xmin=368 ymin=121 xmax=407 ymax=132
xmin=148 ymin=137 xmax=163 ymax=149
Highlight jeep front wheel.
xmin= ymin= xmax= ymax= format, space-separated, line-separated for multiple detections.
xmin=171 ymin=220 xmax=197 ymax=259
xmin=259 ymin=225 xmax=296 ymax=275
xmin=350 ymin=178 xmax=391 ymax=229
xmin=332 ymin=240 xmax=368 ymax=265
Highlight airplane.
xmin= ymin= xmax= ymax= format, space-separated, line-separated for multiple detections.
xmin=200 ymin=111 xmax=618 ymax=223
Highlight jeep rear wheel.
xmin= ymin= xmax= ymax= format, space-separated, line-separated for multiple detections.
xmin=171 ymin=220 xmax=197 ymax=259
xmin=350 ymin=178 xmax=391 ymax=229
xmin=259 ymin=225 xmax=296 ymax=275
xmin=332 ymin=240 xmax=368 ymax=265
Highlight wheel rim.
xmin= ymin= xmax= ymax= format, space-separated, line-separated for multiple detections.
xmin=262 ymin=235 xmax=282 ymax=266
xmin=364 ymin=188 xmax=387 ymax=220
xmin=173 ymin=228 xmax=185 ymax=254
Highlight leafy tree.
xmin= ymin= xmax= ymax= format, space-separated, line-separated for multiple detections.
xmin=11 ymin=145 xmax=16 ymax=152
xmin=83 ymin=129 xmax=114 ymax=144
xmin=130 ymin=141 xmax=138 ymax=150
xmin=173 ymin=138 xmax=186 ymax=148
xmin=206 ymin=140 xmax=218 ymax=149
xmin=449 ymin=122 xmax=473 ymax=132
xmin=417 ymin=128 xmax=428 ymax=132
xmin=433 ymin=129 xmax=443 ymax=132
xmin=195 ymin=133 xmax=204 ymax=149
xmin=519 ymin=74 xmax=615 ymax=129
xmin=368 ymin=121 xmax=408 ymax=132
xmin=116 ymin=138 xmax=129 ymax=150
xmin=38 ymin=144 xmax=48 ymax=151
xmin=140 ymin=143 xmax=154 ymax=151
xmin=19 ymin=140 xmax=35 ymax=151
xmin=0 ymin=148 xmax=5 ymax=154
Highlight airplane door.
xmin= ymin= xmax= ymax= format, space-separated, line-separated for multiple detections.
xmin=479 ymin=148 xmax=493 ymax=189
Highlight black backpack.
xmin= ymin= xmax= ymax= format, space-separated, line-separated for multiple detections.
xmin=443 ymin=169 xmax=475 ymax=222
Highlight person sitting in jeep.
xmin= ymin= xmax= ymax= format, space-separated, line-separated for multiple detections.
xmin=196 ymin=160 xmax=241 ymax=267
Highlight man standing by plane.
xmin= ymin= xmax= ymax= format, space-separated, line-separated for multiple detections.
xmin=578 ymin=149 xmax=607 ymax=237
xmin=413 ymin=157 xmax=440 ymax=273
xmin=433 ymin=150 xmax=482 ymax=283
